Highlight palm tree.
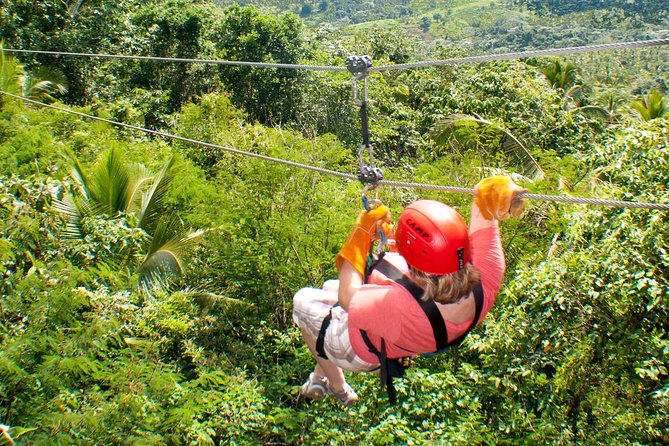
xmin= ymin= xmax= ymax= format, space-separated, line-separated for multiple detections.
xmin=630 ymin=90 xmax=668 ymax=121
xmin=55 ymin=147 xmax=202 ymax=284
xmin=0 ymin=42 xmax=68 ymax=105
xmin=431 ymin=114 xmax=545 ymax=180
xmin=542 ymin=58 xmax=580 ymax=91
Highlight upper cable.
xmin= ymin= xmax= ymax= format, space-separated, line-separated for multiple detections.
xmin=3 ymin=38 xmax=668 ymax=72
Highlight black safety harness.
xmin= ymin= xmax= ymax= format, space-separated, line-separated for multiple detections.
xmin=360 ymin=257 xmax=484 ymax=405
xmin=315 ymin=256 xmax=484 ymax=405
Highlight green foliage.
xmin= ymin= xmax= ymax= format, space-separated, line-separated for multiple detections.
xmin=0 ymin=44 xmax=67 ymax=105
xmin=431 ymin=113 xmax=545 ymax=180
xmin=56 ymin=145 xmax=201 ymax=284
xmin=213 ymin=5 xmax=308 ymax=124
xmin=126 ymin=0 xmax=224 ymax=117
xmin=509 ymin=0 xmax=669 ymax=25
xmin=1 ymin=2 xmax=669 ymax=444
xmin=477 ymin=120 xmax=669 ymax=444
xmin=542 ymin=58 xmax=580 ymax=91
xmin=422 ymin=61 xmax=603 ymax=164
xmin=630 ymin=90 xmax=668 ymax=122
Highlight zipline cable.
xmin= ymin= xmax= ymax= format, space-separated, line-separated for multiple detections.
xmin=3 ymin=90 xmax=668 ymax=212
xmin=0 ymin=91 xmax=357 ymax=181
xmin=3 ymin=38 xmax=668 ymax=72
xmin=371 ymin=38 xmax=669 ymax=71
xmin=1 ymin=48 xmax=347 ymax=72
xmin=376 ymin=180 xmax=669 ymax=211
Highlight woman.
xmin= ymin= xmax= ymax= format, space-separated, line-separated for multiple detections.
xmin=292 ymin=176 xmax=526 ymax=405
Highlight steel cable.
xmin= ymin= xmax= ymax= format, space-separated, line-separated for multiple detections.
xmin=371 ymin=38 xmax=669 ymax=71
xmin=3 ymin=90 xmax=667 ymax=211
xmin=3 ymin=38 xmax=667 ymax=72
xmin=0 ymin=48 xmax=347 ymax=72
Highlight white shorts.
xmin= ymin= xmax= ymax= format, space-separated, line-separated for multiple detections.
xmin=292 ymin=280 xmax=378 ymax=373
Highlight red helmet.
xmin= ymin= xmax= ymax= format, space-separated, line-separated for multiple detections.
xmin=395 ymin=200 xmax=471 ymax=275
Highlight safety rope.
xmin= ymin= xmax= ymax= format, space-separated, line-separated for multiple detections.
xmin=3 ymin=38 xmax=668 ymax=71
xmin=3 ymin=90 xmax=668 ymax=212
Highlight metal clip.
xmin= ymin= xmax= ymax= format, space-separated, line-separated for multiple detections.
xmin=362 ymin=184 xmax=382 ymax=211
xmin=362 ymin=185 xmax=388 ymax=253
xmin=348 ymin=55 xmax=383 ymax=190
xmin=347 ymin=56 xmax=372 ymax=106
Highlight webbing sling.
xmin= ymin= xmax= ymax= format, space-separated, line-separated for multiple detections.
xmin=361 ymin=258 xmax=484 ymax=404
xmin=315 ymin=307 xmax=334 ymax=359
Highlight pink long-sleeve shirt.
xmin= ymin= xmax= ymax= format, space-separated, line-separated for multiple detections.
xmin=347 ymin=225 xmax=505 ymax=363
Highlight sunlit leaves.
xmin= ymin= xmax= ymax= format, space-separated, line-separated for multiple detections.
xmin=56 ymin=147 xmax=201 ymax=283
xmin=0 ymin=42 xmax=67 ymax=105
xmin=542 ymin=58 xmax=580 ymax=91
xmin=432 ymin=113 xmax=545 ymax=180
xmin=630 ymin=90 xmax=668 ymax=122
xmin=481 ymin=120 xmax=669 ymax=444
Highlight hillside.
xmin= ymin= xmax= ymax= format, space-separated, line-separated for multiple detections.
xmin=216 ymin=0 xmax=669 ymax=49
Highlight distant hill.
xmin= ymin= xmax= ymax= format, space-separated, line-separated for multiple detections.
xmin=509 ymin=0 xmax=669 ymax=24
xmin=213 ymin=0 xmax=669 ymax=54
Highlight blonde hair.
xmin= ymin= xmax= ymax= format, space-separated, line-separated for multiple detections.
xmin=410 ymin=264 xmax=481 ymax=304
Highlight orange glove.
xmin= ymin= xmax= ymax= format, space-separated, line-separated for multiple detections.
xmin=474 ymin=176 xmax=527 ymax=220
xmin=336 ymin=205 xmax=392 ymax=275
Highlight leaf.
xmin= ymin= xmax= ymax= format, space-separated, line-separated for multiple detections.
xmin=432 ymin=114 xmax=544 ymax=180
xmin=630 ymin=90 xmax=668 ymax=121
xmin=136 ymin=214 xmax=203 ymax=282
xmin=137 ymin=156 xmax=178 ymax=234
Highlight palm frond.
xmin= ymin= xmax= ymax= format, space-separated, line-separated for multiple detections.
xmin=578 ymin=105 xmax=613 ymax=120
xmin=64 ymin=151 xmax=92 ymax=198
xmin=89 ymin=147 xmax=136 ymax=214
xmin=432 ymin=114 xmax=544 ymax=180
xmin=136 ymin=214 xmax=203 ymax=282
xmin=0 ymin=47 xmax=23 ymax=96
xmin=499 ymin=130 xmax=544 ymax=180
xmin=127 ymin=164 xmax=153 ymax=208
xmin=137 ymin=156 xmax=178 ymax=234
xmin=137 ymin=249 xmax=184 ymax=280
xmin=563 ymin=84 xmax=585 ymax=101
xmin=477 ymin=167 xmax=533 ymax=183
xmin=430 ymin=113 xmax=479 ymax=148
xmin=631 ymin=90 xmax=668 ymax=121
xmin=181 ymin=289 xmax=251 ymax=309
xmin=542 ymin=58 xmax=579 ymax=90
xmin=21 ymin=66 xmax=68 ymax=103
xmin=53 ymin=195 xmax=108 ymax=240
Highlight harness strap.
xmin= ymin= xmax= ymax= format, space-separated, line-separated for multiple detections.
xmin=361 ymin=258 xmax=485 ymax=404
xmin=360 ymin=331 xmax=403 ymax=404
xmin=374 ymin=260 xmax=449 ymax=351
xmin=315 ymin=308 xmax=334 ymax=359
xmin=446 ymin=282 xmax=484 ymax=348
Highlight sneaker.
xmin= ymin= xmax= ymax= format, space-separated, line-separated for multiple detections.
xmin=300 ymin=372 xmax=328 ymax=401
xmin=328 ymin=382 xmax=358 ymax=407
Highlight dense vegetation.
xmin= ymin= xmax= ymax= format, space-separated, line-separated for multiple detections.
xmin=509 ymin=0 xmax=669 ymax=24
xmin=0 ymin=0 xmax=668 ymax=444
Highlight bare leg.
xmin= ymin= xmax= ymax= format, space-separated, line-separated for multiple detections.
xmin=293 ymin=284 xmax=351 ymax=394
xmin=299 ymin=326 xmax=347 ymax=392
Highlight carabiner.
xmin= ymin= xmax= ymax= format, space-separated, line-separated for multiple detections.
xmin=362 ymin=184 xmax=381 ymax=211
xmin=362 ymin=185 xmax=389 ymax=253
